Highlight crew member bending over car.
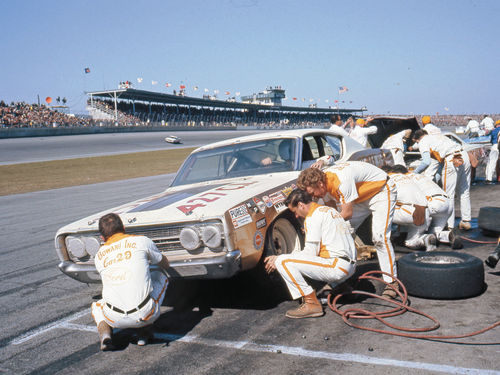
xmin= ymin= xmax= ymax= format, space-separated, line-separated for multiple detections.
xmin=349 ymin=117 xmax=377 ymax=147
xmin=412 ymin=129 xmax=472 ymax=231
xmin=264 ymin=189 xmax=356 ymax=319
xmin=297 ymin=162 xmax=399 ymax=298
xmin=381 ymin=129 xmax=412 ymax=166
xmin=91 ymin=213 xmax=169 ymax=351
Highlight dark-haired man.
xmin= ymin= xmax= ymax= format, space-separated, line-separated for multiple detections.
xmin=264 ymin=189 xmax=356 ymax=319
xmin=91 ymin=213 xmax=170 ymax=350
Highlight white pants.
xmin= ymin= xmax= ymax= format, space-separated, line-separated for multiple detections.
xmin=424 ymin=158 xmax=440 ymax=181
xmin=442 ymin=152 xmax=471 ymax=228
xmin=276 ymin=252 xmax=355 ymax=300
xmin=92 ymin=270 xmax=168 ymax=329
xmin=486 ymin=144 xmax=498 ymax=182
xmin=427 ymin=195 xmax=453 ymax=243
xmin=393 ymin=204 xmax=431 ymax=249
xmin=349 ymin=182 xmax=397 ymax=282
xmin=390 ymin=148 xmax=406 ymax=166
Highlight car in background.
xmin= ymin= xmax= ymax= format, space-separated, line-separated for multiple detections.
xmin=165 ymin=135 xmax=182 ymax=144
xmin=55 ymin=128 xmax=393 ymax=284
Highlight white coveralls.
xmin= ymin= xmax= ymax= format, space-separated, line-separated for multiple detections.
xmin=411 ymin=173 xmax=453 ymax=243
xmin=381 ymin=130 xmax=409 ymax=166
xmin=349 ymin=125 xmax=378 ymax=147
xmin=485 ymin=128 xmax=500 ymax=182
xmin=275 ymin=203 xmax=356 ymax=299
xmin=388 ymin=173 xmax=431 ymax=249
xmin=322 ymin=161 xmax=397 ymax=283
xmin=91 ymin=233 xmax=168 ymax=329
xmin=416 ymin=134 xmax=471 ymax=228
xmin=465 ymin=120 xmax=480 ymax=137
xmin=481 ymin=117 xmax=495 ymax=133
xmin=421 ymin=123 xmax=442 ymax=179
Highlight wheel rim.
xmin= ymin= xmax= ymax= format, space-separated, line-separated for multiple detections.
xmin=270 ymin=218 xmax=301 ymax=255
xmin=416 ymin=255 xmax=464 ymax=264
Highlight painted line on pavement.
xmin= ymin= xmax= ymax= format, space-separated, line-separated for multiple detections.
xmin=18 ymin=319 xmax=496 ymax=375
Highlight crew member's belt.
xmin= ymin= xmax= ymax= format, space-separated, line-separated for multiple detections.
xmin=338 ymin=255 xmax=355 ymax=264
xmin=431 ymin=193 xmax=448 ymax=198
xmin=106 ymin=295 xmax=151 ymax=315
xmin=445 ymin=149 xmax=463 ymax=158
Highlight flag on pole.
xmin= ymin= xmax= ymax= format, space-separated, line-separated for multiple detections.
xmin=225 ymin=91 xmax=230 ymax=95
xmin=180 ymin=84 xmax=186 ymax=89
xmin=194 ymin=86 xmax=198 ymax=90
xmin=338 ymin=86 xmax=348 ymax=94
xmin=204 ymin=88 xmax=209 ymax=92
xmin=137 ymin=77 xmax=143 ymax=83
xmin=152 ymin=80 xmax=158 ymax=85
xmin=235 ymin=92 xmax=240 ymax=96
xmin=165 ymin=82 xmax=172 ymax=87
xmin=84 ymin=67 xmax=90 ymax=74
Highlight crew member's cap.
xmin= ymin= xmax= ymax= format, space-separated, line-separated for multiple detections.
xmin=356 ymin=118 xmax=365 ymax=125
xmin=422 ymin=115 xmax=431 ymax=125
xmin=495 ymin=119 xmax=500 ymax=126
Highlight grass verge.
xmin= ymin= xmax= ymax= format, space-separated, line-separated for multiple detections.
xmin=0 ymin=148 xmax=195 ymax=196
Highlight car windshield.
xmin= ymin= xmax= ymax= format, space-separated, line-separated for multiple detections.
xmin=171 ymin=138 xmax=297 ymax=186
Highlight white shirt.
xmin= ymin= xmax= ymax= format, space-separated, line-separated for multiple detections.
xmin=349 ymin=125 xmax=377 ymax=147
xmin=324 ymin=161 xmax=387 ymax=204
xmin=388 ymin=173 xmax=428 ymax=206
xmin=95 ymin=233 xmax=163 ymax=310
xmin=423 ymin=123 xmax=441 ymax=135
xmin=410 ymin=172 xmax=447 ymax=198
xmin=465 ymin=120 xmax=480 ymax=133
xmin=329 ymin=124 xmax=349 ymax=137
xmin=417 ymin=134 xmax=461 ymax=162
xmin=481 ymin=117 xmax=495 ymax=132
xmin=304 ymin=202 xmax=356 ymax=261
xmin=381 ymin=130 xmax=409 ymax=151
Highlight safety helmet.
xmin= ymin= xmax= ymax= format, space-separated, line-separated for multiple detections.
xmin=495 ymin=119 xmax=500 ymax=126
xmin=356 ymin=118 xmax=365 ymax=125
xmin=422 ymin=115 xmax=431 ymax=125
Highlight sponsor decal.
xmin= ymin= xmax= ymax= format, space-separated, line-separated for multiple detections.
xmin=253 ymin=197 xmax=266 ymax=214
xmin=282 ymin=186 xmax=293 ymax=197
xmin=274 ymin=202 xmax=287 ymax=213
xmin=262 ymin=195 xmax=273 ymax=208
xmin=256 ymin=217 xmax=267 ymax=229
xmin=253 ymin=231 xmax=264 ymax=250
xmin=269 ymin=191 xmax=286 ymax=205
xmin=229 ymin=204 xmax=253 ymax=229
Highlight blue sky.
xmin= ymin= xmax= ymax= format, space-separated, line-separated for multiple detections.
xmin=1 ymin=0 xmax=498 ymax=115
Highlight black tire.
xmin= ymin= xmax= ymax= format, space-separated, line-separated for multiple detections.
xmin=397 ymin=251 xmax=484 ymax=299
xmin=478 ymin=207 xmax=500 ymax=236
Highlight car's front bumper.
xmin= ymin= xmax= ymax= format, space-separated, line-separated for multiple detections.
xmin=58 ymin=250 xmax=242 ymax=284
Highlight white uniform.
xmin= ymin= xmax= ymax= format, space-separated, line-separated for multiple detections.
xmin=276 ymin=203 xmax=356 ymax=299
xmin=417 ymin=134 xmax=471 ymax=228
xmin=388 ymin=173 xmax=431 ymax=249
xmin=423 ymin=123 xmax=441 ymax=135
xmin=349 ymin=125 xmax=377 ymax=147
xmin=420 ymin=123 xmax=442 ymax=178
xmin=91 ymin=233 xmax=168 ymax=329
xmin=411 ymin=173 xmax=453 ymax=243
xmin=323 ymin=161 xmax=397 ymax=283
xmin=465 ymin=120 xmax=480 ymax=136
xmin=329 ymin=124 xmax=350 ymax=137
xmin=381 ymin=130 xmax=409 ymax=166
xmin=481 ymin=117 xmax=495 ymax=133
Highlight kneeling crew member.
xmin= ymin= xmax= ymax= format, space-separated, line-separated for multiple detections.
xmin=264 ymin=189 xmax=356 ymax=319
xmin=91 ymin=213 xmax=170 ymax=350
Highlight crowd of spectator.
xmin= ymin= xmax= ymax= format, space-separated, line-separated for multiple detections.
xmin=0 ymin=101 xmax=94 ymax=128
xmin=1 ymin=98 xmax=497 ymax=131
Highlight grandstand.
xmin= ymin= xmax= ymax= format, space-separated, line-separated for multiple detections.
xmin=86 ymin=88 xmax=365 ymax=128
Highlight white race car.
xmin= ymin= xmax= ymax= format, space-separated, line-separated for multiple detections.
xmin=165 ymin=135 xmax=181 ymax=144
xmin=55 ymin=128 xmax=393 ymax=284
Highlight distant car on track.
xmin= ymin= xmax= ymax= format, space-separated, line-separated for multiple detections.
xmin=165 ymin=135 xmax=182 ymax=144
xmin=55 ymin=128 xmax=393 ymax=284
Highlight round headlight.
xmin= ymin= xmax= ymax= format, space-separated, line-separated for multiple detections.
xmin=179 ymin=227 xmax=201 ymax=251
xmin=201 ymin=226 xmax=222 ymax=248
xmin=84 ymin=236 xmax=101 ymax=257
xmin=66 ymin=236 xmax=87 ymax=258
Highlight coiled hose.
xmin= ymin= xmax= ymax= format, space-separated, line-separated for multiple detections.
xmin=327 ymin=270 xmax=500 ymax=345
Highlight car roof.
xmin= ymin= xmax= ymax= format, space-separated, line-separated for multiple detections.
xmin=193 ymin=128 xmax=347 ymax=153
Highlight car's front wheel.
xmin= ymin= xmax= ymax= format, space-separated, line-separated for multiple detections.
xmin=265 ymin=215 xmax=303 ymax=256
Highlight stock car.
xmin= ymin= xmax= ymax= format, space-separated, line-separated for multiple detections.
xmin=55 ymin=127 xmax=392 ymax=284
xmin=165 ymin=135 xmax=182 ymax=144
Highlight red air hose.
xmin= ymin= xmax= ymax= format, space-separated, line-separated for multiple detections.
xmin=327 ymin=271 xmax=500 ymax=344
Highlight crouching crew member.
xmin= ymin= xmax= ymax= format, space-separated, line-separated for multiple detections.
xmin=91 ymin=213 xmax=169 ymax=350
xmin=264 ymin=189 xmax=356 ymax=318
xmin=381 ymin=165 xmax=435 ymax=251
xmin=297 ymin=161 xmax=399 ymax=298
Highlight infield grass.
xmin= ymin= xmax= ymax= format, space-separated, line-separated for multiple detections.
xmin=0 ymin=148 xmax=195 ymax=196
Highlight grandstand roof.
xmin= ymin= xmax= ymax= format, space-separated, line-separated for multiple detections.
xmin=87 ymin=88 xmax=365 ymax=114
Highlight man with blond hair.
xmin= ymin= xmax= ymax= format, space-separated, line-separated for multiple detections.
xmin=297 ymin=161 xmax=398 ymax=298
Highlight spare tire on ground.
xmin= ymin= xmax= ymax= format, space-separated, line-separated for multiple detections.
xmin=397 ymin=251 xmax=484 ymax=299
xmin=478 ymin=206 xmax=500 ymax=236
